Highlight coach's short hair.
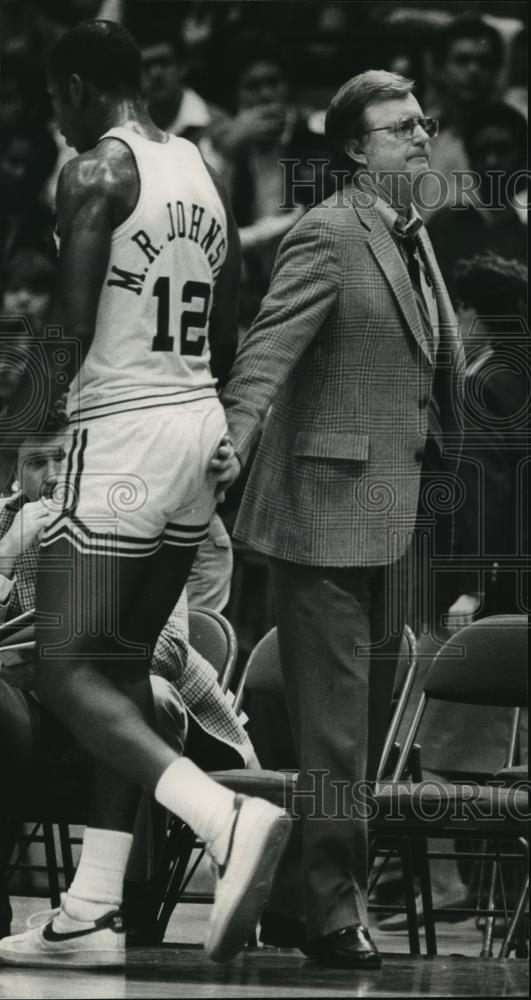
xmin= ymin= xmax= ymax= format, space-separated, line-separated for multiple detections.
xmin=325 ymin=70 xmax=414 ymax=151
xmin=48 ymin=19 xmax=141 ymax=97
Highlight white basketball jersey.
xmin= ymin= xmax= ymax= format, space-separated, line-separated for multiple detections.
xmin=68 ymin=127 xmax=227 ymax=420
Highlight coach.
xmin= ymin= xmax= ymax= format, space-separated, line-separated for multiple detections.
xmin=219 ymin=71 xmax=465 ymax=968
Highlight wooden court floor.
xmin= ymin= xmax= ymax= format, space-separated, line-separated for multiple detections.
xmin=0 ymin=900 xmax=528 ymax=999
xmin=0 ymin=946 xmax=528 ymax=1000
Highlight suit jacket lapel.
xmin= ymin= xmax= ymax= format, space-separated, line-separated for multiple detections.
xmin=356 ymin=206 xmax=434 ymax=364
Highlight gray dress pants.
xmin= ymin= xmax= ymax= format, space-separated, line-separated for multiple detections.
xmin=268 ymin=556 xmax=407 ymax=941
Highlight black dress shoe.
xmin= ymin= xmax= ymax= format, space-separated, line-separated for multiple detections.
xmin=313 ymin=925 xmax=382 ymax=969
xmin=259 ymin=908 xmax=316 ymax=957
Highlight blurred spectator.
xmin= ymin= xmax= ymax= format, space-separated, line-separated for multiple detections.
xmin=427 ymin=102 xmax=527 ymax=294
xmin=422 ymin=14 xmax=504 ymax=216
xmin=505 ymin=26 xmax=528 ymax=119
xmin=447 ymin=253 xmax=528 ymax=627
xmin=0 ymin=124 xmax=57 ymax=278
xmin=211 ymin=34 xmax=332 ymax=324
xmin=1 ymin=252 xmax=56 ymax=336
xmin=302 ymin=3 xmax=355 ymax=105
xmin=139 ymin=33 xmax=228 ymax=156
xmin=0 ymin=52 xmax=29 ymax=132
xmin=30 ymin=0 xmax=124 ymax=47
xmin=0 ymin=251 xmax=58 ymax=491
xmin=0 ymin=252 xmax=56 ymax=431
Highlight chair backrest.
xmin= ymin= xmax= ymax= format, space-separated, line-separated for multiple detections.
xmin=377 ymin=625 xmax=419 ymax=781
xmin=233 ymin=624 xmax=420 ymax=778
xmin=188 ymin=607 xmax=238 ymax=694
xmin=392 ymin=626 xmax=418 ymax=698
xmin=392 ymin=615 xmax=528 ymax=780
xmin=425 ymin=615 xmax=527 ymax=708
xmin=232 ymin=627 xmax=282 ymax=712
xmin=235 ymin=624 xmax=417 ymax=699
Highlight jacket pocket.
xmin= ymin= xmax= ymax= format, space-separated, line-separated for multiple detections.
xmin=293 ymin=431 xmax=369 ymax=461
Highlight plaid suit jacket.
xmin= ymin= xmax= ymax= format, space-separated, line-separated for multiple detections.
xmin=222 ymin=191 xmax=465 ymax=566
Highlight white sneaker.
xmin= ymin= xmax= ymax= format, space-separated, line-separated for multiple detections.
xmin=205 ymin=795 xmax=291 ymax=963
xmin=0 ymin=896 xmax=125 ymax=969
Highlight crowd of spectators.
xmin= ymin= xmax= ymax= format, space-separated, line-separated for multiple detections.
xmin=0 ymin=1 xmax=528 ymax=943
xmin=0 ymin=1 xmax=528 ymax=622
xmin=0 ymin=3 xmax=527 ymax=331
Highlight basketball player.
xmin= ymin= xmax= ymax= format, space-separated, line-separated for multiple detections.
xmin=0 ymin=20 xmax=289 ymax=969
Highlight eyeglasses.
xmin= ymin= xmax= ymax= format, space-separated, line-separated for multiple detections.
xmin=365 ymin=116 xmax=439 ymax=140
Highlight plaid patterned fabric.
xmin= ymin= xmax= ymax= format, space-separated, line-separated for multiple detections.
xmin=223 ymin=193 xmax=465 ymax=566
xmin=0 ymin=496 xmax=37 ymax=624
xmin=0 ymin=497 xmax=253 ymax=764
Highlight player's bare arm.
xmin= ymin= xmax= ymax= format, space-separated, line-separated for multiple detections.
xmin=204 ymin=164 xmax=243 ymax=498
xmin=52 ymin=139 xmax=139 ymax=387
xmin=204 ymin=163 xmax=242 ymax=388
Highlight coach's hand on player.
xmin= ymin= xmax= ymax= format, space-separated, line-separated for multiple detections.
xmin=210 ymin=435 xmax=242 ymax=502
xmin=0 ymin=501 xmax=54 ymax=574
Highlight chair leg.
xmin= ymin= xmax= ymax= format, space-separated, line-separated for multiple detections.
xmin=416 ymin=838 xmax=437 ymax=956
xmin=153 ymin=825 xmax=197 ymax=944
xmin=399 ymin=839 xmax=421 ymax=956
xmin=58 ymin=824 xmax=75 ymax=889
xmin=42 ymin=824 xmax=61 ymax=909
xmin=480 ymin=857 xmax=498 ymax=958
xmin=475 ymin=846 xmax=488 ymax=930
xmin=0 ymin=820 xmax=20 ymax=871
xmin=499 ymin=874 xmax=529 ymax=959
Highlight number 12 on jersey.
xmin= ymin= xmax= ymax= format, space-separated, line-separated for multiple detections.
xmin=151 ymin=277 xmax=211 ymax=356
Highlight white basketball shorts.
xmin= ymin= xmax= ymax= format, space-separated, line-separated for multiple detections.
xmin=41 ymin=397 xmax=227 ymax=557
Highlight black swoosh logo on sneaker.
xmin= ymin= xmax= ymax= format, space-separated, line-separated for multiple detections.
xmin=42 ymin=912 xmax=123 ymax=942
xmin=218 ymin=795 xmax=244 ymax=879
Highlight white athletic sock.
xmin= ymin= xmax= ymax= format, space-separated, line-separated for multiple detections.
xmin=64 ymin=827 xmax=133 ymax=921
xmin=155 ymin=758 xmax=236 ymax=864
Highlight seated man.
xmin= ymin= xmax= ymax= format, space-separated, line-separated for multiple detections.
xmin=0 ymin=411 xmax=256 ymax=940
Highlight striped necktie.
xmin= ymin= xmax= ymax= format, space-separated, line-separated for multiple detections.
xmin=392 ymin=219 xmax=433 ymax=352
xmin=393 ymin=218 xmax=443 ymax=451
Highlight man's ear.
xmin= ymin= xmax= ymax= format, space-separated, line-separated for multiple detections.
xmin=69 ymin=73 xmax=84 ymax=108
xmin=344 ymin=137 xmax=367 ymax=168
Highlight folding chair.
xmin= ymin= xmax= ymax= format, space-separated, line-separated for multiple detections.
xmin=494 ymin=764 xmax=529 ymax=959
xmin=151 ymin=623 xmax=420 ymax=942
xmin=1 ymin=606 xmax=238 ymax=911
xmin=1 ymin=610 xmax=87 ymax=906
xmin=150 ymin=608 xmax=239 ymax=937
xmin=370 ymin=615 xmax=529 ymax=957
xmin=188 ymin=607 xmax=238 ymax=694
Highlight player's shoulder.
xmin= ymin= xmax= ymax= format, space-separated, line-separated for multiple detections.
xmin=57 ymin=138 xmax=136 ymax=204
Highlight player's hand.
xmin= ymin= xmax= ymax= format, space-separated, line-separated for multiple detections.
xmin=447 ymin=593 xmax=482 ymax=633
xmin=210 ymin=436 xmax=242 ymax=502
xmin=1 ymin=501 xmax=55 ymax=561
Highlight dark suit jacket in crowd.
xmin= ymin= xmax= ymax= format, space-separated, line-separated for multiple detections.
xmin=427 ymin=203 xmax=527 ymax=298
xmin=451 ymin=339 xmax=529 ymax=614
